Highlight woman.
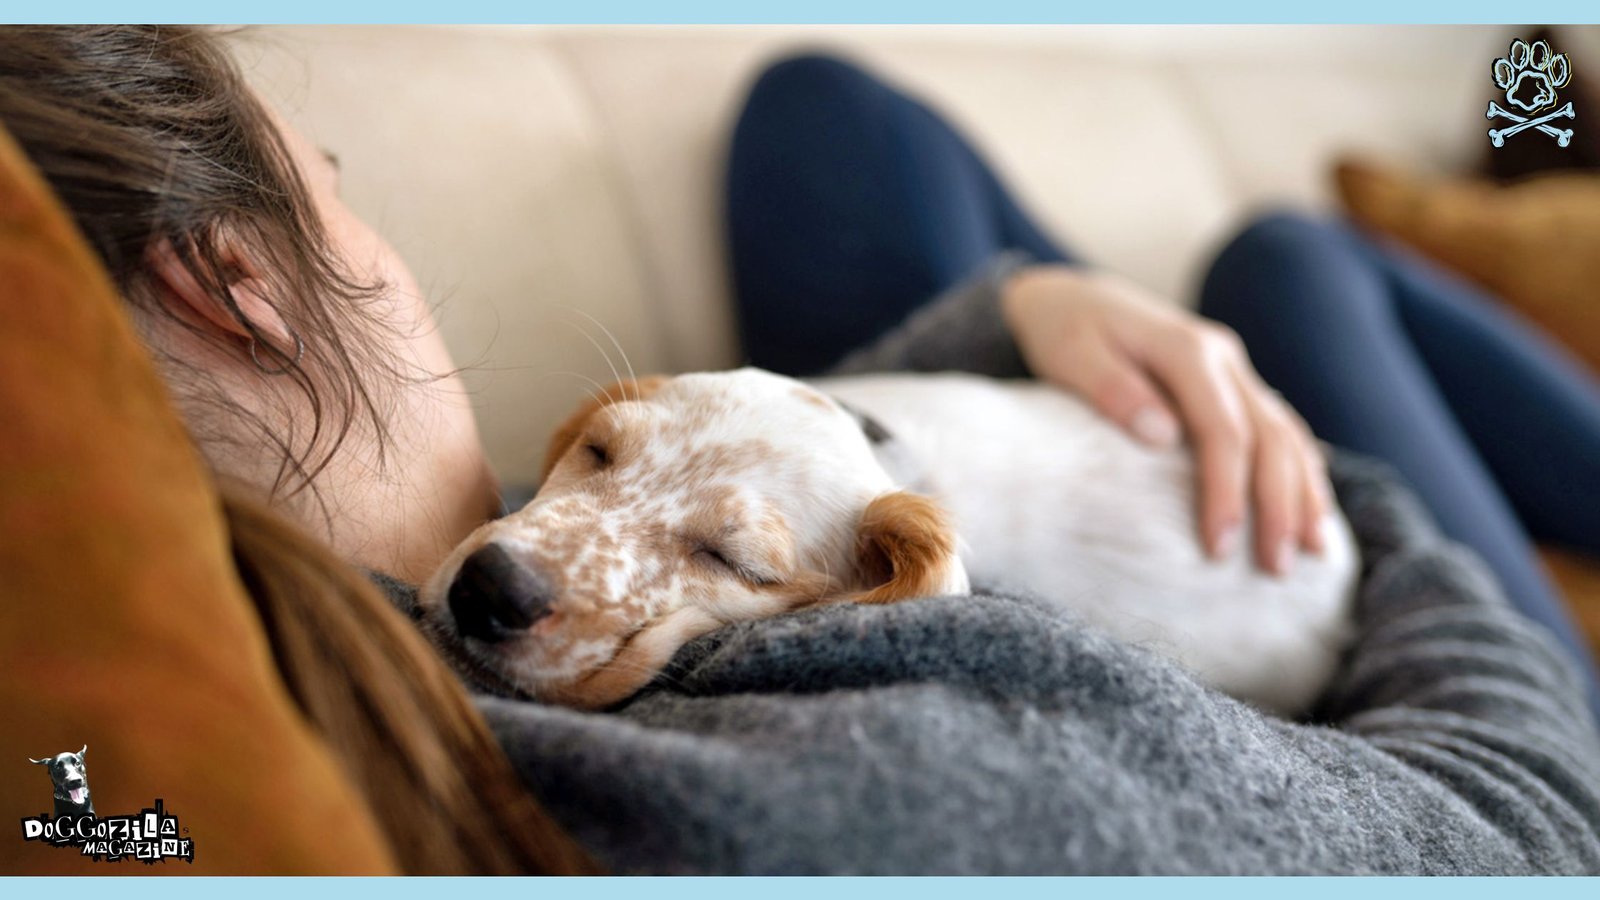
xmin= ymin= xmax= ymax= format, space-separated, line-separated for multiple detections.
xmin=726 ymin=52 xmax=1600 ymax=723
xmin=0 ymin=25 xmax=590 ymax=874
xmin=2 ymin=27 xmax=1597 ymax=873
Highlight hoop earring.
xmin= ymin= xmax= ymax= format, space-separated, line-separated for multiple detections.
xmin=249 ymin=331 xmax=305 ymax=376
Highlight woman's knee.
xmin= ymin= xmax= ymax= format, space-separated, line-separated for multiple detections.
xmin=737 ymin=52 xmax=890 ymax=139
xmin=1207 ymin=211 xmax=1352 ymax=283
xmin=729 ymin=52 xmax=901 ymax=209
xmin=1200 ymin=210 xmax=1373 ymax=329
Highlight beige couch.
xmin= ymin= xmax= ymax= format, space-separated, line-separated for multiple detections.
xmin=236 ymin=24 xmax=1536 ymax=485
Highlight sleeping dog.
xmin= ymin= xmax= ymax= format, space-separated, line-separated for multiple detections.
xmin=29 ymin=745 xmax=93 ymax=817
xmin=422 ymin=369 xmax=1357 ymax=716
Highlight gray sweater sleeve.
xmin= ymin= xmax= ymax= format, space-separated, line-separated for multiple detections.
xmin=826 ymin=250 xmax=1034 ymax=379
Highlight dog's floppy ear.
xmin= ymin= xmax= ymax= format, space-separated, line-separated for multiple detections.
xmin=852 ymin=491 xmax=969 ymax=604
xmin=540 ymin=376 xmax=668 ymax=482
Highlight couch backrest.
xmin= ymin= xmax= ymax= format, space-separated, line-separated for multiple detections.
xmin=238 ymin=24 xmax=1525 ymax=485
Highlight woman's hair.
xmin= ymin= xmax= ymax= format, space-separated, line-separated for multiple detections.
xmin=0 ymin=25 xmax=596 ymax=873
xmin=224 ymin=484 xmax=597 ymax=874
xmin=0 ymin=24 xmax=400 ymax=513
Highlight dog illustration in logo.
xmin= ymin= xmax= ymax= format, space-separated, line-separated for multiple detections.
xmin=29 ymin=746 xmax=93 ymax=817
xmin=1488 ymin=38 xmax=1575 ymax=147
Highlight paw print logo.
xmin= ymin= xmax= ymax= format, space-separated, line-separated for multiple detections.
xmin=1488 ymin=38 xmax=1575 ymax=147
xmin=1495 ymin=38 xmax=1570 ymax=111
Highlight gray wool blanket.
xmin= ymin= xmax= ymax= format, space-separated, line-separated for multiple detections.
xmin=380 ymin=258 xmax=1600 ymax=873
xmin=454 ymin=454 xmax=1600 ymax=874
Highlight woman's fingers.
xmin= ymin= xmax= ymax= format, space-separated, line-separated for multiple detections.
xmin=1294 ymin=425 xmax=1331 ymax=554
xmin=1236 ymin=373 xmax=1304 ymax=574
xmin=1063 ymin=329 xmax=1181 ymax=448
xmin=1141 ymin=322 xmax=1251 ymax=561
xmin=998 ymin=266 xmax=1337 ymax=571
xmin=1244 ymin=369 xmax=1330 ymax=557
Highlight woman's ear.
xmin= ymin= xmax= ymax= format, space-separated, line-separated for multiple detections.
xmin=852 ymin=491 xmax=969 ymax=604
xmin=146 ymin=237 xmax=293 ymax=348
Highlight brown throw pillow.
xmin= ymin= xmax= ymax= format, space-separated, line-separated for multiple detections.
xmin=0 ymin=121 xmax=396 ymax=873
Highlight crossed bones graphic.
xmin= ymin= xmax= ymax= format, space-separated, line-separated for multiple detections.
xmin=1487 ymin=100 xmax=1575 ymax=147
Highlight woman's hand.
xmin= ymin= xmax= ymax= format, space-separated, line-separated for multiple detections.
xmin=1000 ymin=264 xmax=1330 ymax=575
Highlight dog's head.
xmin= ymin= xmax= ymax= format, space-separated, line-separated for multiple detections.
xmin=29 ymin=746 xmax=89 ymax=808
xmin=420 ymin=368 xmax=967 ymax=707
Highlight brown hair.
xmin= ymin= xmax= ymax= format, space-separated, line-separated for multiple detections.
xmin=224 ymin=484 xmax=597 ymax=874
xmin=0 ymin=25 xmax=597 ymax=873
xmin=0 ymin=24 xmax=401 ymax=515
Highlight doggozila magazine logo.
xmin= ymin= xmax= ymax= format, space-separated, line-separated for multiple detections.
xmin=19 ymin=746 xmax=195 ymax=864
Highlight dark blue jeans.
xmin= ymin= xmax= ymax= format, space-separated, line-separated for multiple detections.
xmin=726 ymin=52 xmax=1600 ymax=720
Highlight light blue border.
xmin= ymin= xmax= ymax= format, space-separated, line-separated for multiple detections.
xmin=2 ymin=875 xmax=1599 ymax=892
xmin=3 ymin=1 xmax=1596 ymax=893
xmin=4 ymin=1 xmax=1600 ymax=24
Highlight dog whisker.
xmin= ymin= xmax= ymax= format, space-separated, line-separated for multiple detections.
xmin=569 ymin=308 xmax=639 ymax=403
xmin=560 ymin=313 xmax=627 ymax=403
xmin=538 ymin=370 xmax=609 ymax=409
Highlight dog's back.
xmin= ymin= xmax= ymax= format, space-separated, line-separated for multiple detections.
xmin=815 ymin=372 xmax=1358 ymax=715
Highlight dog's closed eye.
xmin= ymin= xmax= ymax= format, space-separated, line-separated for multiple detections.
xmin=585 ymin=441 xmax=611 ymax=468
xmin=692 ymin=544 xmax=779 ymax=586
xmin=693 ymin=545 xmax=734 ymax=571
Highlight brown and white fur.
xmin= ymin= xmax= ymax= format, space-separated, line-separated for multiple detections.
xmin=421 ymin=368 xmax=1357 ymax=716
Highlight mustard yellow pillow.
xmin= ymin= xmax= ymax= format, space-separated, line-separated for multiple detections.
xmin=0 ymin=123 xmax=395 ymax=874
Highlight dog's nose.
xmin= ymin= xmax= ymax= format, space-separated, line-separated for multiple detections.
xmin=448 ymin=543 xmax=555 ymax=642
